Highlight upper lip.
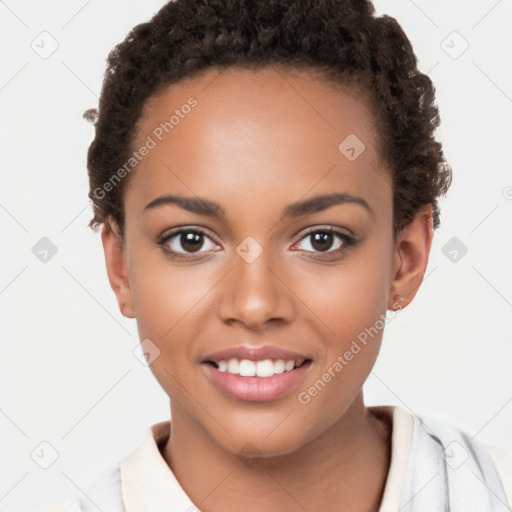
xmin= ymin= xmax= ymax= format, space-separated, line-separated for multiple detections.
xmin=203 ymin=345 xmax=312 ymax=364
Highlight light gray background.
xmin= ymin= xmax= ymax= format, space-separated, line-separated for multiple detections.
xmin=1 ymin=0 xmax=511 ymax=510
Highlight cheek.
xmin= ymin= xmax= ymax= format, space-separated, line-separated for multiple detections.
xmin=291 ymin=244 xmax=392 ymax=344
xmin=129 ymin=247 xmax=212 ymax=337
xmin=128 ymin=246 xmax=225 ymax=390
xmin=127 ymin=255 xmax=207 ymax=396
xmin=290 ymin=240 xmax=392 ymax=407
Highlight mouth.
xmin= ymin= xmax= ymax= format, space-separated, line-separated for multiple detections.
xmin=204 ymin=356 xmax=311 ymax=378
xmin=201 ymin=346 xmax=313 ymax=402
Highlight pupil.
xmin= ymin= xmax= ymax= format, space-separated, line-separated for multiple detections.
xmin=181 ymin=232 xmax=203 ymax=252
xmin=311 ymin=232 xmax=333 ymax=252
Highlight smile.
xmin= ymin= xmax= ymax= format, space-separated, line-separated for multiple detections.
xmin=202 ymin=346 xmax=313 ymax=402
xmin=207 ymin=357 xmax=308 ymax=378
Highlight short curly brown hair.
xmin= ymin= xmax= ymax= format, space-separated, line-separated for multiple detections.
xmin=84 ymin=0 xmax=452 ymax=241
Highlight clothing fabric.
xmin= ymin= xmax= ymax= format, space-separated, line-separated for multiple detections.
xmin=40 ymin=405 xmax=512 ymax=511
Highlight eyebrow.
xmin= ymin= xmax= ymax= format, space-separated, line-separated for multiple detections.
xmin=143 ymin=192 xmax=374 ymax=219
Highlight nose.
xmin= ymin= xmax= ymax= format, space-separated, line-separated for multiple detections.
xmin=217 ymin=245 xmax=296 ymax=330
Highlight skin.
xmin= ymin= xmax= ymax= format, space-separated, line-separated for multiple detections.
xmin=101 ymin=65 xmax=433 ymax=512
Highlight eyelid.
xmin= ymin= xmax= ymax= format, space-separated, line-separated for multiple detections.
xmin=158 ymin=225 xmax=215 ymax=242
xmin=157 ymin=224 xmax=357 ymax=259
xmin=291 ymin=225 xmax=356 ymax=253
xmin=295 ymin=224 xmax=355 ymax=240
xmin=157 ymin=226 xmax=221 ymax=255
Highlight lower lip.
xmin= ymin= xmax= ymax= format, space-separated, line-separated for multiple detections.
xmin=203 ymin=361 xmax=312 ymax=402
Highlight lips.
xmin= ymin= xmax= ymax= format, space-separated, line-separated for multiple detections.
xmin=204 ymin=345 xmax=311 ymax=363
xmin=202 ymin=345 xmax=313 ymax=401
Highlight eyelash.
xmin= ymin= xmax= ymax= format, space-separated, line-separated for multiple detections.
xmin=294 ymin=226 xmax=356 ymax=258
xmin=157 ymin=225 xmax=357 ymax=261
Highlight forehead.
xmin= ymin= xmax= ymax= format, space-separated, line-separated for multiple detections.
xmin=127 ymin=66 xmax=391 ymax=223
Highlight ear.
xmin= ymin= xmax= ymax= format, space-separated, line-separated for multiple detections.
xmin=101 ymin=219 xmax=135 ymax=318
xmin=387 ymin=205 xmax=434 ymax=311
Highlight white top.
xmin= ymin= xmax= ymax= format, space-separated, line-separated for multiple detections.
xmin=41 ymin=405 xmax=512 ymax=511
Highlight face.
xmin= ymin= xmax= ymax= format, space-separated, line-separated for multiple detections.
xmin=103 ymin=66 xmax=431 ymax=457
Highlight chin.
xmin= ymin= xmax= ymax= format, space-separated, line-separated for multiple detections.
xmin=204 ymin=413 xmax=316 ymax=461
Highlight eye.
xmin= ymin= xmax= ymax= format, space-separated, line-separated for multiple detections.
xmin=292 ymin=226 xmax=356 ymax=256
xmin=157 ymin=227 xmax=220 ymax=258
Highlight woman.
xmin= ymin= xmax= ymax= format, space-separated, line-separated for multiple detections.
xmin=43 ymin=0 xmax=511 ymax=510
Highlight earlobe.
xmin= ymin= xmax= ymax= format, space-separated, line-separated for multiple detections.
xmin=101 ymin=219 xmax=135 ymax=319
xmin=387 ymin=205 xmax=434 ymax=311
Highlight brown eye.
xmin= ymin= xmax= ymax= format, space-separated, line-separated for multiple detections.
xmin=178 ymin=231 xmax=205 ymax=252
xmin=158 ymin=227 xmax=220 ymax=256
xmin=293 ymin=227 xmax=356 ymax=255
xmin=309 ymin=232 xmax=335 ymax=252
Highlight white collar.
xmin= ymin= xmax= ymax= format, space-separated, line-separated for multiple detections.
xmin=119 ymin=405 xmax=414 ymax=511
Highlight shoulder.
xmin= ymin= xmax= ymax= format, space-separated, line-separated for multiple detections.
xmin=38 ymin=421 xmax=169 ymax=512
xmin=484 ymin=441 xmax=512 ymax=506
xmin=411 ymin=411 xmax=512 ymax=508
xmin=38 ymin=464 xmax=124 ymax=512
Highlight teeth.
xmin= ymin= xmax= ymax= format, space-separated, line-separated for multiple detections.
xmin=256 ymin=359 xmax=274 ymax=377
xmin=227 ymin=359 xmax=239 ymax=374
xmin=273 ymin=359 xmax=285 ymax=374
xmin=239 ymin=359 xmax=256 ymax=376
xmin=284 ymin=360 xmax=295 ymax=371
xmin=214 ymin=358 xmax=301 ymax=377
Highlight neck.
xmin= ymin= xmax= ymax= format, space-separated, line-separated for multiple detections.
xmin=162 ymin=393 xmax=392 ymax=512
